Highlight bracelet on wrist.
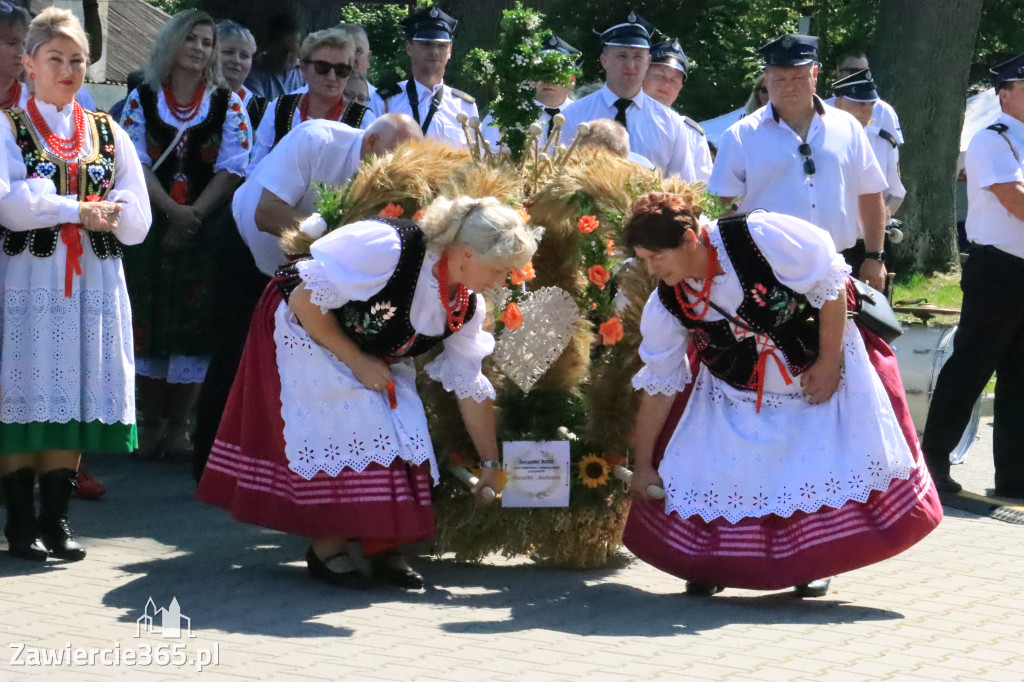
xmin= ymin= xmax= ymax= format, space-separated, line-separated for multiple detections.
xmin=480 ymin=459 xmax=501 ymax=470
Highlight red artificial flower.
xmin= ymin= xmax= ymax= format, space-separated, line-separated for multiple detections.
xmin=516 ymin=207 xmax=531 ymax=223
xmin=412 ymin=208 xmax=425 ymax=221
xmin=578 ymin=215 xmax=599 ymax=234
xmin=379 ymin=203 xmax=404 ymax=218
xmin=500 ymin=302 xmax=523 ymax=330
xmin=588 ymin=264 xmax=610 ymax=290
xmin=605 ymin=236 xmax=616 ymax=256
xmin=84 ymin=194 xmax=101 ymax=202
xmin=598 ymin=317 xmax=624 ymax=345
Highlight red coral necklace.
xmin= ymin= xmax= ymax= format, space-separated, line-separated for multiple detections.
xmin=27 ymin=98 xmax=85 ymax=160
xmin=297 ymin=93 xmax=346 ymax=123
xmin=673 ymin=236 xmax=720 ymax=321
xmin=162 ymin=82 xmax=205 ymax=122
xmin=437 ymin=253 xmax=471 ymax=332
xmin=0 ymin=80 xmax=21 ymax=109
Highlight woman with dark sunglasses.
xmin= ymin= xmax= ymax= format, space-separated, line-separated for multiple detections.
xmin=118 ymin=9 xmax=251 ymax=462
xmin=248 ymin=28 xmax=375 ymax=173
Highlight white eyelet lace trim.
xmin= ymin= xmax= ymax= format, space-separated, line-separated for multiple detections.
xmin=296 ymin=259 xmax=347 ymax=313
xmin=805 ymin=253 xmax=851 ymax=309
xmin=632 ymin=363 xmax=692 ymax=396
xmin=424 ymin=353 xmax=496 ymax=402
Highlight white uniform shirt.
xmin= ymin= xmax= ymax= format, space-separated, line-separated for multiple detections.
xmin=826 ymin=96 xmax=904 ymax=144
xmin=964 ymin=112 xmax=1024 ymax=258
xmin=866 ymin=124 xmax=905 ymax=200
xmin=479 ymin=97 xmax=574 ymax=152
xmin=709 ymin=98 xmax=887 ymax=251
xmin=680 ymin=115 xmax=713 ymax=182
xmin=560 ymin=85 xmax=699 ymax=181
xmin=371 ymin=79 xmax=478 ymax=149
xmin=233 ymin=120 xmax=365 ymax=275
xmin=248 ymin=95 xmax=377 ymax=173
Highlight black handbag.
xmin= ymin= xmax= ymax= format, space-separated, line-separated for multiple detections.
xmin=850 ymin=278 xmax=903 ymax=343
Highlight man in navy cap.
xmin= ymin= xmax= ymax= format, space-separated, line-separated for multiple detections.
xmin=535 ymin=34 xmax=580 ymax=139
xmin=371 ymin=6 xmax=478 ymax=148
xmin=642 ymin=36 xmax=712 ymax=182
xmin=709 ymin=33 xmax=889 ymax=290
xmin=832 ymin=69 xmax=905 ymax=219
xmin=830 ymin=51 xmax=903 ymax=145
xmin=920 ymin=54 xmax=1024 ymax=497
xmin=559 ymin=11 xmax=704 ymax=181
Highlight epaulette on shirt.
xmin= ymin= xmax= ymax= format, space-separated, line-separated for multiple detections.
xmin=988 ymin=123 xmax=1009 ymax=133
xmin=450 ymin=88 xmax=475 ymax=104
xmin=682 ymin=115 xmax=705 ymax=136
xmin=878 ymin=129 xmax=898 ymax=148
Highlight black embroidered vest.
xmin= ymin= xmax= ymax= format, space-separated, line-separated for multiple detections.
xmin=657 ymin=214 xmax=820 ymax=390
xmin=277 ymin=219 xmax=477 ymax=360
xmin=138 ymin=84 xmax=230 ymax=203
xmin=246 ymin=94 xmax=269 ymax=130
xmin=0 ymin=108 xmax=121 ymax=259
xmin=272 ymin=93 xmax=370 ymax=146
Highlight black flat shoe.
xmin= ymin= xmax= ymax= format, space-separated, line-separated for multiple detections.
xmin=931 ymin=472 xmax=963 ymax=493
xmin=305 ymin=546 xmax=372 ymax=590
xmin=373 ymin=554 xmax=425 ymax=590
xmin=684 ymin=581 xmax=723 ymax=596
xmin=794 ymin=577 xmax=832 ymax=598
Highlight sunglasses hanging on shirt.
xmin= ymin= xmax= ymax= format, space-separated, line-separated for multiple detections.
xmin=798 ymin=143 xmax=816 ymax=176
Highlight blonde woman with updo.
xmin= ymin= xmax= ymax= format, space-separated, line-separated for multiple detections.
xmin=0 ymin=8 xmax=151 ymax=561
xmin=198 ymin=196 xmax=541 ymax=589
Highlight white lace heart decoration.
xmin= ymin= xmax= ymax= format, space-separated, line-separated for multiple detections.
xmin=493 ymin=286 xmax=579 ymax=393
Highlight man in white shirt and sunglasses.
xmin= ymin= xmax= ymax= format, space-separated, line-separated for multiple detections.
xmin=709 ymin=33 xmax=889 ymax=290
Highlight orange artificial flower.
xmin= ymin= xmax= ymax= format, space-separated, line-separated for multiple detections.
xmin=598 ymin=316 xmax=624 ymax=345
xmin=516 ymin=207 xmax=531 ymax=223
xmin=578 ymin=215 xmax=599 ymax=234
xmin=603 ymin=452 xmax=626 ymax=467
xmin=379 ymin=203 xmax=404 ymax=218
xmin=509 ymin=261 xmax=536 ymax=285
xmin=500 ymin=302 xmax=523 ymax=330
xmin=588 ymin=264 xmax=611 ymax=290
xmin=412 ymin=208 xmax=425 ymax=221
xmin=605 ymin=236 xmax=616 ymax=256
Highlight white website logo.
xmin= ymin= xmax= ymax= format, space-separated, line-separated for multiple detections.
xmin=135 ymin=597 xmax=196 ymax=639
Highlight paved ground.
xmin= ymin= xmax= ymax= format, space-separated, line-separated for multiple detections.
xmin=1 ymin=419 xmax=1022 ymax=681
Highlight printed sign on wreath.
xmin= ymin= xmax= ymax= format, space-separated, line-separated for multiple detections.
xmin=500 ymin=441 xmax=571 ymax=508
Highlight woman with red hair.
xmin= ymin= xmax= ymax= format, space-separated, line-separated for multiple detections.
xmin=622 ymin=192 xmax=941 ymax=597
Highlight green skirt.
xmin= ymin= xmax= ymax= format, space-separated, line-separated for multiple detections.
xmin=0 ymin=421 xmax=137 ymax=456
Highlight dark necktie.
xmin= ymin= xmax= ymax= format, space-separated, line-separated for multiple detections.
xmin=613 ymin=98 xmax=631 ymax=127
xmin=544 ymin=107 xmax=560 ymax=137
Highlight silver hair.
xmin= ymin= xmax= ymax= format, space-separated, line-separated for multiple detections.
xmin=216 ymin=19 xmax=256 ymax=54
xmin=299 ymin=27 xmax=353 ymax=62
xmin=337 ymin=23 xmax=369 ymax=44
xmin=24 ymin=7 xmax=89 ymax=60
xmin=142 ymin=9 xmax=223 ymax=90
xmin=420 ymin=196 xmax=542 ymax=268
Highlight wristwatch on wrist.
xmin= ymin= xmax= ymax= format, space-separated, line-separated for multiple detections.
xmin=480 ymin=460 xmax=501 ymax=470
xmin=863 ymin=250 xmax=885 ymax=263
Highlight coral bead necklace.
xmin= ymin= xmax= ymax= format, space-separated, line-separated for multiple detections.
xmin=162 ymin=82 xmax=205 ymax=122
xmin=27 ymin=98 xmax=85 ymax=160
xmin=0 ymin=79 xmax=21 ymax=109
xmin=297 ymin=93 xmax=346 ymax=123
xmin=436 ymin=253 xmax=471 ymax=332
xmin=673 ymin=236 xmax=720 ymax=321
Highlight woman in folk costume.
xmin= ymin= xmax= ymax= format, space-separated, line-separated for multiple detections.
xmin=0 ymin=8 xmax=151 ymax=561
xmin=621 ymin=192 xmax=942 ymax=597
xmin=247 ymin=27 xmax=375 ymax=172
xmin=0 ymin=3 xmax=29 ymax=111
xmin=217 ymin=20 xmax=268 ymax=131
xmin=197 ymin=197 xmax=541 ymax=589
xmin=119 ymin=9 xmax=251 ymax=460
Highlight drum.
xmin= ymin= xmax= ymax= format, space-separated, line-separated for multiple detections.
xmin=891 ymin=322 xmax=981 ymax=464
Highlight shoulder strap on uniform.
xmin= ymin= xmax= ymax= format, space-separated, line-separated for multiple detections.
xmin=376 ymin=79 xmax=402 ymax=101
xmin=682 ymin=115 xmax=705 ymax=136
xmin=878 ymin=129 xmax=898 ymax=148
xmin=450 ymin=88 xmax=475 ymax=104
xmin=987 ymin=123 xmax=1019 ymax=161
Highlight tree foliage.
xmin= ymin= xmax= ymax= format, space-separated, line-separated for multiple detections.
xmin=339 ymin=3 xmax=415 ymax=86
